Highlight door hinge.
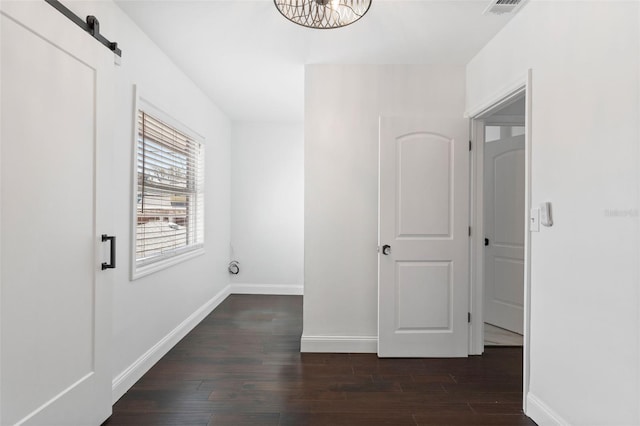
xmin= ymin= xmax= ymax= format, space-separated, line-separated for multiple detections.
xmin=468 ymin=312 xmax=471 ymax=323
xmin=469 ymin=140 xmax=472 ymax=151
xmin=468 ymin=226 xmax=471 ymax=237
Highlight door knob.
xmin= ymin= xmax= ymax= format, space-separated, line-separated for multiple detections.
xmin=382 ymin=244 xmax=391 ymax=255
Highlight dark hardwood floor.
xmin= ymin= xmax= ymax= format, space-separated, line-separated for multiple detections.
xmin=104 ymin=295 xmax=536 ymax=426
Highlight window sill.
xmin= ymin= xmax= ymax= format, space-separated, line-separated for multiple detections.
xmin=131 ymin=247 xmax=205 ymax=281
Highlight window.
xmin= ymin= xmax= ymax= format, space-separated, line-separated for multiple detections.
xmin=133 ymin=107 xmax=204 ymax=277
xmin=484 ymin=125 xmax=501 ymax=142
xmin=485 ymin=125 xmax=525 ymax=143
xmin=511 ymin=126 xmax=525 ymax=137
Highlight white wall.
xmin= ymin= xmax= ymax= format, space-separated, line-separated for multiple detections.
xmin=65 ymin=1 xmax=232 ymax=401
xmin=467 ymin=1 xmax=639 ymax=425
xmin=303 ymin=65 xmax=466 ymax=352
xmin=230 ymin=122 xmax=304 ymax=294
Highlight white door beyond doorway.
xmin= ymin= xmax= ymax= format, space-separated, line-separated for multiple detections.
xmin=484 ymin=133 xmax=526 ymax=334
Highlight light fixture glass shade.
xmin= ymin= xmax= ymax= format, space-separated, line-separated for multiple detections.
xmin=274 ymin=0 xmax=372 ymax=29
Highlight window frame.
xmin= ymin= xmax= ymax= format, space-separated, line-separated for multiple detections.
xmin=131 ymin=88 xmax=205 ymax=280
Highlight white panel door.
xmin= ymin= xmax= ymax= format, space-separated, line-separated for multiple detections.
xmin=1 ymin=2 xmax=114 ymax=424
xmin=484 ymin=134 xmax=525 ymax=334
xmin=378 ymin=116 xmax=469 ymax=357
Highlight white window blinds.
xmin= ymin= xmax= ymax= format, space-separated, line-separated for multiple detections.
xmin=136 ymin=110 xmax=204 ymax=267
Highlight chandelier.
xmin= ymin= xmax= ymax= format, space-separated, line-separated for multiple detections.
xmin=274 ymin=0 xmax=372 ymax=29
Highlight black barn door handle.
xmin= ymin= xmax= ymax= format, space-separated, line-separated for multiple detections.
xmin=101 ymin=234 xmax=116 ymax=270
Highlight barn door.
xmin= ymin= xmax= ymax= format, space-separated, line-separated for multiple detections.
xmin=1 ymin=1 xmax=115 ymax=424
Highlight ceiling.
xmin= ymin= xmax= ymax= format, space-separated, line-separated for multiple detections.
xmin=115 ymin=0 xmax=518 ymax=122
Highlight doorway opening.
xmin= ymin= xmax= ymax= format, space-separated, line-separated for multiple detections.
xmin=471 ymin=92 xmax=528 ymax=348
xmin=468 ymin=72 xmax=532 ymax=411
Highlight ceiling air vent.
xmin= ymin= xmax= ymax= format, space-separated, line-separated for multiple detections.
xmin=483 ymin=0 xmax=525 ymax=15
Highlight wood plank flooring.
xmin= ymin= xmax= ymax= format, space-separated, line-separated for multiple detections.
xmin=104 ymin=295 xmax=536 ymax=426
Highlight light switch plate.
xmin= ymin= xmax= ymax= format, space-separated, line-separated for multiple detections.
xmin=530 ymin=208 xmax=540 ymax=232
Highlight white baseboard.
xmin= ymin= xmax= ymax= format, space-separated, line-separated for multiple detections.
xmin=300 ymin=335 xmax=377 ymax=353
xmin=526 ymin=392 xmax=569 ymax=426
xmin=111 ymin=284 xmax=232 ymax=403
xmin=229 ymin=283 xmax=303 ymax=295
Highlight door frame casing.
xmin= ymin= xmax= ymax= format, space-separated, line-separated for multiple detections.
xmin=466 ymin=70 xmax=533 ymax=413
